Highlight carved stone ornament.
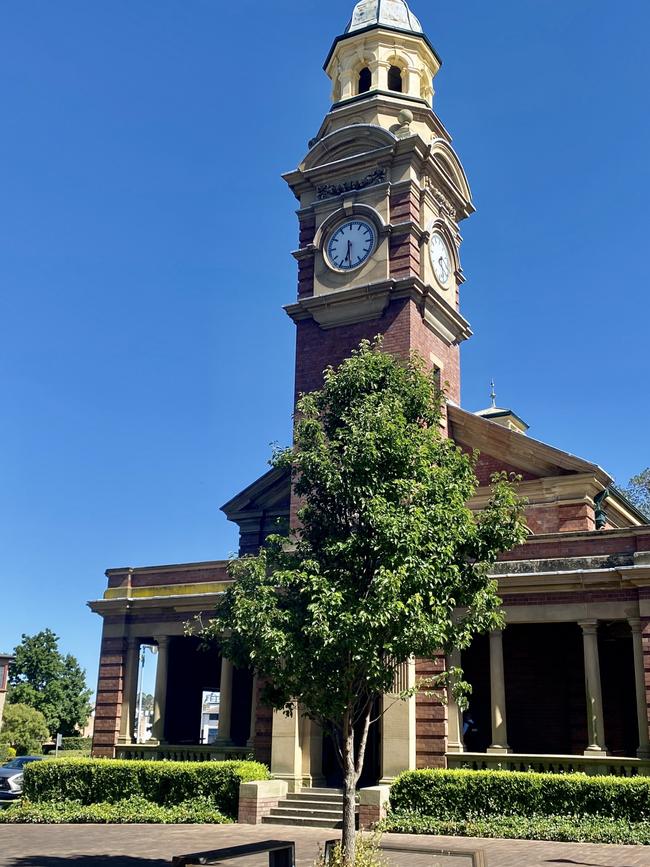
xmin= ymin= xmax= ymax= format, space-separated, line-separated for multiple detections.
xmin=432 ymin=187 xmax=457 ymax=221
xmin=317 ymin=167 xmax=387 ymax=200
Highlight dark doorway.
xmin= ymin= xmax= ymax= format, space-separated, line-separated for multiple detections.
xmin=599 ymin=621 xmax=638 ymax=757
xmin=503 ymin=623 xmax=587 ymax=755
xmin=461 ymin=633 xmax=491 ymax=752
xmin=165 ymin=636 xmax=220 ymax=744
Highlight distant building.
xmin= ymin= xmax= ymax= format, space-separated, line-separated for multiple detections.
xmin=200 ymin=692 xmax=220 ymax=745
xmin=0 ymin=654 xmax=14 ymax=731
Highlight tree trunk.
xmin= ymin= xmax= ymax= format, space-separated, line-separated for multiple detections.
xmin=341 ymin=710 xmax=357 ymax=865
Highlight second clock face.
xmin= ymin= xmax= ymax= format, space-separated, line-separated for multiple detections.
xmin=326 ymin=219 xmax=377 ymax=271
xmin=430 ymin=232 xmax=453 ymax=287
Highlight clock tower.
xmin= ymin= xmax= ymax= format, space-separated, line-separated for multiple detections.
xmin=284 ymin=0 xmax=475 ymax=407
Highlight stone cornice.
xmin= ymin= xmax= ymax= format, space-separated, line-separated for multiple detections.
xmin=284 ymin=276 xmax=472 ymax=343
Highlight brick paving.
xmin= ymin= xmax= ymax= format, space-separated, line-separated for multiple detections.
xmin=0 ymin=824 xmax=649 ymax=867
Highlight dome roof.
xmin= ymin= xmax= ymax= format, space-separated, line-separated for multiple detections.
xmin=346 ymin=0 xmax=423 ymax=35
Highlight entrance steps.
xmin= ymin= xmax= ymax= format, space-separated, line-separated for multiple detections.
xmin=262 ymin=787 xmax=355 ymax=829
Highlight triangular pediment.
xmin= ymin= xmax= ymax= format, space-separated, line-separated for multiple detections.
xmin=220 ymin=466 xmax=291 ymax=520
xmin=448 ymin=404 xmax=611 ymax=484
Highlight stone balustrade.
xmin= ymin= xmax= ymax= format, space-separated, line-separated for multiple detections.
xmin=447 ymin=751 xmax=650 ymax=777
xmin=115 ymin=743 xmax=251 ymax=762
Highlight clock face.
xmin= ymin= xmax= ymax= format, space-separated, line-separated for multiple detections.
xmin=430 ymin=232 xmax=453 ymax=287
xmin=326 ymin=219 xmax=377 ymax=271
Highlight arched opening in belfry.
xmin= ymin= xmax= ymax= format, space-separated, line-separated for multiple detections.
xmin=358 ymin=67 xmax=372 ymax=94
xmin=388 ymin=65 xmax=403 ymax=93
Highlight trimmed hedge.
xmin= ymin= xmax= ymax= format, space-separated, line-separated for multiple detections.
xmin=23 ymin=758 xmax=269 ymax=818
xmin=382 ymin=812 xmax=650 ymax=846
xmin=0 ymin=796 xmax=231 ymax=825
xmin=390 ymin=769 xmax=650 ymax=822
xmin=60 ymin=736 xmax=92 ymax=751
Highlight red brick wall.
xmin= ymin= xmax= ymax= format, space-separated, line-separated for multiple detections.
xmin=416 ymin=654 xmax=447 ymax=769
xmin=252 ymin=681 xmax=273 ymax=767
xmin=91 ymin=632 xmax=125 ymax=758
xmin=500 ymin=528 xmax=650 ymax=563
xmin=472 ymin=451 xmax=539 ymax=487
xmin=293 ymin=298 xmax=460 ymax=405
xmin=389 ymin=186 xmax=421 ymax=280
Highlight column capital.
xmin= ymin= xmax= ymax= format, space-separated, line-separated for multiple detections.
xmin=629 ymin=617 xmax=642 ymax=634
xmin=154 ymin=635 xmax=170 ymax=648
xmin=126 ymin=636 xmax=140 ymax=650
xmin=578 ymin=620 xmax=599 ymax=634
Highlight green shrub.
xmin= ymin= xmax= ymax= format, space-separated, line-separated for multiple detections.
xmin=0 ymin=744 xmax=17 ymax=764
xmin=0 ymin=796 xmax=231 ymax=825
xmin=60 ymin=736 xmax=93 ymax=751
xmin=23 ymin=758 xmax=269 ymax=818
xmin=382 ymin=812 xmax=650 ymax=846
xmin=0 ymin=703 xmax=48 ymax=755
xmin=390 ymin=769 xmax=650 ymax=822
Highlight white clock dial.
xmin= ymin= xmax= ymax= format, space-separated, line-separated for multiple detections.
xmin=326 ymin=219 xmax=377 ymax=271
xmin=430 ymin=232 xmax=453 ymax=287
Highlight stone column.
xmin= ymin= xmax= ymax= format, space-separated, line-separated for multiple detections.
xmin=301 ymin=716 xmax=325 ymax=788
xmin=151 ymin=636 xmax=169 ymax=745
xmin=580 ymin=620 xmax=608 ymax=756
xmin=446 ymin=649 xmax=465 ymax=754
xmin=270 ymin=703 xmax=303 ymax=793
xmin=217 ymin=656 xmax=233 ymax=743
xmin=487 ymin=630 xmax=511 ymax=754
xmin=380 ymin=658 xmax=417 ymax=783
xmin=629 ymin=619 xmax=650 ymax=759
xmin=117 ymin=637 xmax=140 ymax=745
xmin=247 ymin=675 xmax=258 ymax=750
xmin=377 ymin=60 xmax=390 ymax=91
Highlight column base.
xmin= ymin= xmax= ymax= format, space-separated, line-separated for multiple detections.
xmin=637 ymin=747 xmax=650 ymax=760
xmin=302 ymin=774 xmax=326 ymax=789
xmin=583 ymin=747 xmax=608 ymax=757
xmin=487 ymin=746 xmax=512 ymax=755
xmin=116 ymin=737 xmax=134 ymax=746
xmin=446 ymin=743 xmax=465 ymax=754
xmin=272 ymin=774 xmax=303 ymax=794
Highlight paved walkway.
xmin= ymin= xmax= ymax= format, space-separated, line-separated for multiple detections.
xmin=0 ymin=824 xmax=648 ymax=867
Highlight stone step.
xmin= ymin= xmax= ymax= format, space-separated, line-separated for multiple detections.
xmin=269 ymin=805 xmax=344 ymax=821
xmin=307 ymin=787 xmax=344 ymax=795
xmin=285 ymin=792 xmax=344 ymax=805
xmin=262 ymin=814 xmax=343 ymax=829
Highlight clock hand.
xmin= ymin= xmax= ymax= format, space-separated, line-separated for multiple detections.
xmin=345 ymin=240 xmax=352 ymax=264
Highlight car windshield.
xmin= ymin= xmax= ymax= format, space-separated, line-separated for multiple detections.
xmin=2 ymin=757 xmax=40 ymax=769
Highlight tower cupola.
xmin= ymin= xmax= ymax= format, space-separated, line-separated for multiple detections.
xmin=325 ymin=0 xmax=441 ymax=108
xmin=346 ymin=0 xmax=423 ymax=35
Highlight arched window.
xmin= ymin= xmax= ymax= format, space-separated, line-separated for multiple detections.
xmin=388 ymin=65 xmax=403 ymax=93
xmin=358 ymin=67 xmax=372 ymax=94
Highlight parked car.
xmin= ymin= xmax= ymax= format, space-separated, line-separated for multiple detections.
xmin=0 ymin=756 xmax=44 ymax=803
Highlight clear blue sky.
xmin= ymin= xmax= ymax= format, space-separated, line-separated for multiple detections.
xmin=1 ymin=0 xmax=649 ymax=698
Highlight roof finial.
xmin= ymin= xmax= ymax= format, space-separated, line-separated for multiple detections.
xmin=490 ymin=379 xmax=497 ymax=408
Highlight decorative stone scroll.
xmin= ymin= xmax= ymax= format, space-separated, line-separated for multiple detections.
xmin=317 ymin=167 xmax=387 ymax=200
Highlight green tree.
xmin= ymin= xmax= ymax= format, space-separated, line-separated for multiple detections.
xmin=0 ymin=703 xmax=49 ymax=755
xmin=8 ymin=630 xmax=92 ymax=738
xmin=199 ymin=341 xmax=526 ymax=864
xmin=623 ymin=468 xmax=650 ymax=519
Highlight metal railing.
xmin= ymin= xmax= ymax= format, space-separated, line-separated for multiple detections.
xmin=173 ymin=840 xmax=294 ymax=866
xmin=447 ymin=751 xmax=650 ymax=776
